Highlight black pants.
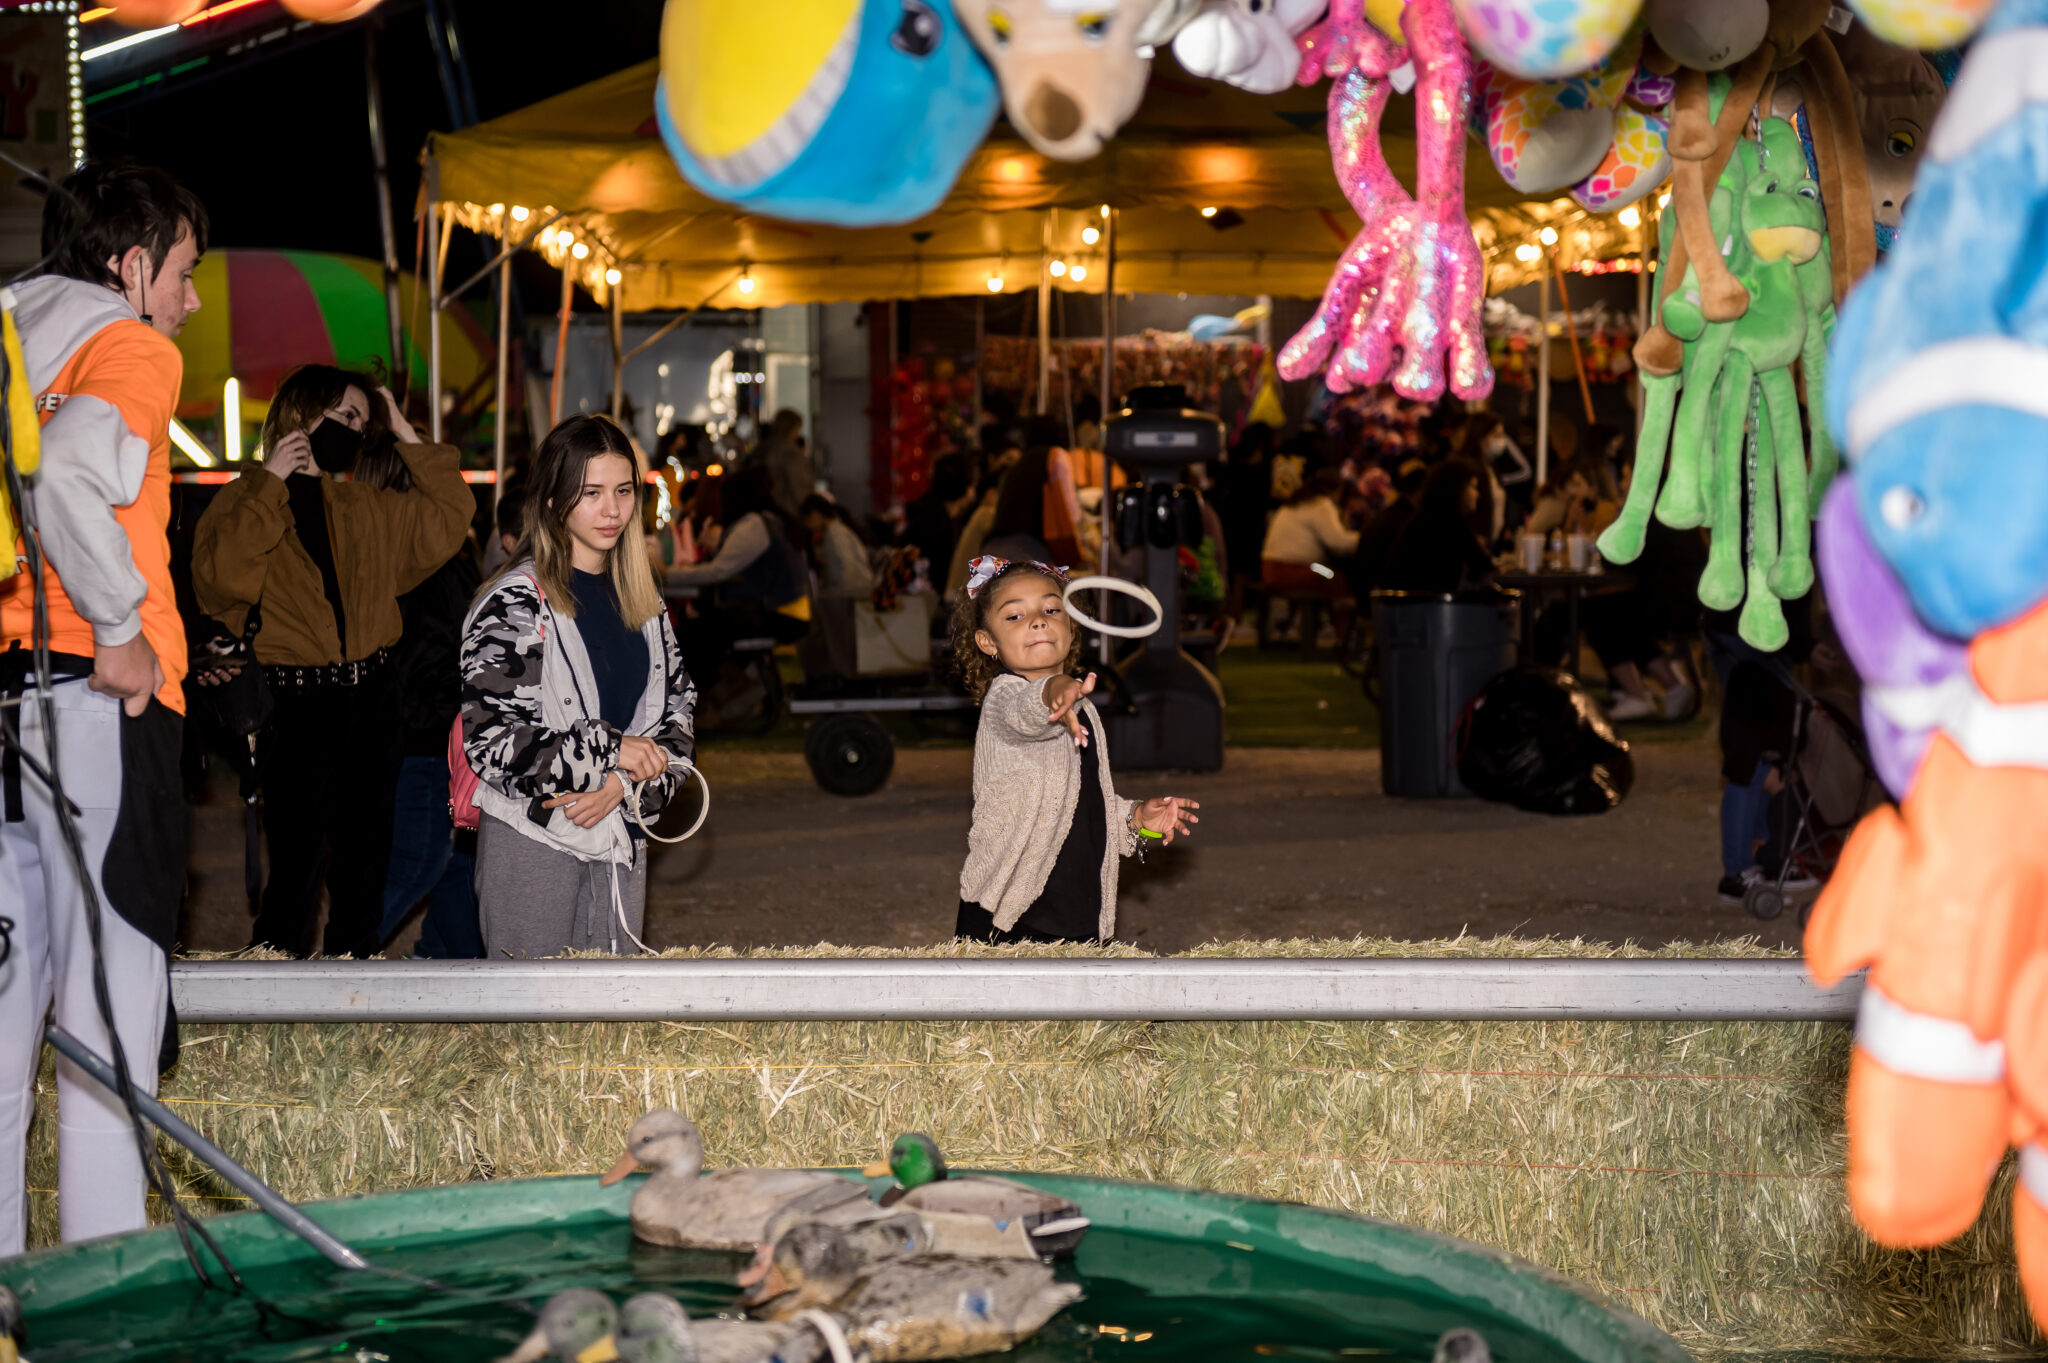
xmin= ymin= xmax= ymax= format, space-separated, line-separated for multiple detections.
xmin=954 ymin=900 xmax=1098 ymax=945
xmin=251 ymin=671 xmax=402 ymax=958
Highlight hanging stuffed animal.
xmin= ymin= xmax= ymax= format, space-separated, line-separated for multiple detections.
xmin=1450 ymin=0 xmax=1642 ymax=78
xmin=1173 ymin=0 xmax=1328 ymax=93
xmin=1280 ymin=0 xmax=1493 ymax=402
xmin=1644 ymin=0 xmax=1770 ymax=69
xmin=1600 ymin=105 xmax=1833 ymax=649
xmin=953 ymin=0 xmax=1202 ymax=159
xmin=1471 ymin=29 xmax=1671 ymax=210
xmin=656 ymin=0 xmax=1000 ymax=226
xmin=1829 ymin=18 xmax=1951 ymax=250
xmin=1807 ymin=0 xmax=2048 ymax=1332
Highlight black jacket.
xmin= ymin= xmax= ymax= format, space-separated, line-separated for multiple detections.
xmin=394 ymin=544 xmax=482 ymax=757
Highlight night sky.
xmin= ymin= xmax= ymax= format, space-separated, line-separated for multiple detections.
xmin=84 ymin=0 xmax=666 ymax=311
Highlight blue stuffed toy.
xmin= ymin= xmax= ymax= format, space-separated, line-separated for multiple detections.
xmin=1829 ymin=0 xmax=2048 ymax=639
xmin=656 ymin=0 xmax=999 ymax=227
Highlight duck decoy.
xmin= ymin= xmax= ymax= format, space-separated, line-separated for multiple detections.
xmin=862 ymin=1133 xmax=1090 ymax=1258
xmin=616 ymin=1291 xmax=849 ymax=1363
xmin=740 ymin=1223 xmax=1082 ymax=1362
xmin=500 ymin=1289 xmax=620 ymax=1363
xmin=601 ymin=1110 xmax=879 ymax=1251
xmin=1434 ymin=1329 xmax=1492 ymax=1363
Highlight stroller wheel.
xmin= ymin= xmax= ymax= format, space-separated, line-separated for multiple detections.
xmin=1745 ymin=882 xmax=1785 ymax=921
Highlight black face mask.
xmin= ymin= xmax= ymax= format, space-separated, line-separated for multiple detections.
xmin=309 ymin=419 xmax=363 ymax=475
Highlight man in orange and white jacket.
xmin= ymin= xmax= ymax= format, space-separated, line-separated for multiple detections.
xmin=0 ymin=160 xmax=205 ymax=1256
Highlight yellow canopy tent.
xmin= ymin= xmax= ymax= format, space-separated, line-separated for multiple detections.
xmin=422 ymin=54 xmax=1593 ymax=312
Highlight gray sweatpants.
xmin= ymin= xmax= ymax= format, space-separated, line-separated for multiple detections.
xmin=474 ymin=813 xmax=648 ymax=958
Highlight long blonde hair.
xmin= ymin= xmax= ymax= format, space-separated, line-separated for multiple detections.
xmin=494 ymin=414 xmax=663 ymax=628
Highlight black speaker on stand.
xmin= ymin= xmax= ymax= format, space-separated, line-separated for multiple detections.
xmin=1096 ymin=386 xmax=1226 ymax=772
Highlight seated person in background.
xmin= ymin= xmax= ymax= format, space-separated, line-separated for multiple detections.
xmin=1381 ymin=458 xmax=1496 ymax=594
xmin=1353 ymin=457 xmax=1428 ymax=597
xmin=1526 ymin=454 xmax=1620 ymax=540
xmin=665 ymin=465 xmax=810 ymax=688
xmin=1711 ymin=593 xmax=1818 ymax=902
xmin=1260 ymin=467 xmax=1362 ymax=637
xmin=797 ymin=493 xmax=874 ymax=687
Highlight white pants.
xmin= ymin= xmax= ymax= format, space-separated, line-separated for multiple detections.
xmin=0 ymin=680 xmax=167 ymax=1257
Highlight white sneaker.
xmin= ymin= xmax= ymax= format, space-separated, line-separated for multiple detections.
xmin=1661 ymin=681 xmax=1696 ymax=720
xmin=1609 ymin=692 xmax=1657 ymax=722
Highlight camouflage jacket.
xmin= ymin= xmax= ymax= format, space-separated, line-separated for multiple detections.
xmin=460 ymin=566 xmax=696 ymax=847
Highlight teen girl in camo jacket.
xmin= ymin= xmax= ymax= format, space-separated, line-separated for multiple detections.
xmin=459 ymin=415 xmax=695 ymax=957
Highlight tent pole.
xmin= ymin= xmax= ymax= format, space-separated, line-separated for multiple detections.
xmin=494 ymin=251 xmax=510 ymax=509
xmin=364 ymin=20 xmax=404 ymax=388
xmin=609 ymin=276 xmax=624 ymax=422
xmin=1535 ymin=270 xmax=1550 ymax=490
xmin=1036 ymin=211 xmax=1052 ymax=416
xmin=972 ymin=294 xmax=984 ymax=445
xmin=550 ymin=262 xmax=573 ymax=427
xmin=1100 ymin=205 xmax=1116 ymax=668
xmin=428 ymin=200 xmax=443 ymax=445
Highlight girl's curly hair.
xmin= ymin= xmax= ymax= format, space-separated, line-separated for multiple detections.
xmin=949 ymin=563 xmax=1084 ymax=703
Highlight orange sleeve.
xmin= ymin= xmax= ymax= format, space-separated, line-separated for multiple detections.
xmin=61 ymin=320 xmax=182 ymax=461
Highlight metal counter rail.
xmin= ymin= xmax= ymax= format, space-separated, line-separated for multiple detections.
xmin=169 ymin=957 xmax=1860 ymax=1024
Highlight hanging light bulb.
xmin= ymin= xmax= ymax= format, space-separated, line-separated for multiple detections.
xmin=987 ymin=274 xmax=1005 ymax=293
xmin=1049 ymin=259 xmax=1067 ymax=278
xmin=1081 ymin=226 xmax=1100 ymax=246
xmin=605 ymin=268 xmax=622 ymax=286
xmin=1100 ymin=204 xmax=1111 ymax=218
xmin=1539 ymin=226 xmax=1558 ymax=246
xmin=1069 ymin=264 xmax=1088 ymax=282
xmin=1514 ymin=243 xmax=1541 ymax=263
xmin=510 ymin=205 xmax=530 ymax=222
xmin=1617 ymin=205 xmax=1641 ymax=230
xmin=571 ymin=241 xmax=590 ymax=260
xmin=737 ymin=268 xmax=757 ymax=295
xmin=1200 ymin=206 xmax=1218 ymax=218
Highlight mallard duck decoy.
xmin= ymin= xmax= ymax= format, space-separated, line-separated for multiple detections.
xmin=1434 ymin=1329 xmax=1491 ymax=1363
xmin=740 ymin=1223 xmax=1082 ymax=1362
xmin=616 ymin=1292 xmax=844 ymax=1363
xmin=500 ymin=1289 xmax=620 ymax=1363
xmin=862 ymin=1133 xmax=1090 ymax=1258
xmin=601 ymin=1110 xmax=878 ymax=1251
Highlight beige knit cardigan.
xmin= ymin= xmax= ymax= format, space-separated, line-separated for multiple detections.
xmin=959 ymin=673 xmax=1139 ymax=939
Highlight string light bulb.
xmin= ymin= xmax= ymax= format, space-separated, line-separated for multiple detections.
xmin=605 ymin=267 xmax=622 ymax=286
xmin=1200 ymin=206 xmax=1218 ymax=218
xmin=1617 ymin=205 xmax=1641 ymax=229
xmin=987 ymin=274 xmax=1005 ymax=292
xmin=1657 ymin=191 xmax=1671 ymax=210
xmin=1069 ymin=264 xmax=1088 ymax=282
xmin=510 ymin=205 xmax=530 ymax=222
xmin=1539 ymin=226 xmax=1558 ymax=246
xmin=737 ymin=268 xmax=757 ymax=295
xmin=1514 ymin=243 xmax=1541 ymax=263
xmin=1049 ymin=259 xmax=1067 ymax=278
xmin=1081 ymin=226 xmax=1100 ymax=246
xmin=571 ymin=241 xmax=590 ymax=260
xmin=1099 ymin=204 xmax=1110 ymax=218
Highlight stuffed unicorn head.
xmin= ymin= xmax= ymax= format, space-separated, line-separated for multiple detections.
xmin=1829 ymin=0 xmax=2048 ymax=638
xmin=1172 ymin=0 xmax=1326 ymax=93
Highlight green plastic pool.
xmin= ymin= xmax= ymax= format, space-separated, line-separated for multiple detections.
xmin=0 ymin=1173 xmax=1688 ymax=1362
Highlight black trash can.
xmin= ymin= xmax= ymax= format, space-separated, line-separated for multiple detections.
xmin=1371 ymin=589 xmax=1519 ymax=797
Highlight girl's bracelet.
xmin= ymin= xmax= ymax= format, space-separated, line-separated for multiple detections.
xmin=1138 ymin=828 xmax=1165 ymax=840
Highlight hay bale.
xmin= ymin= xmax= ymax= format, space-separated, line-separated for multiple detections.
xmin=21 ymin=936 xmax=2038 ymax=1357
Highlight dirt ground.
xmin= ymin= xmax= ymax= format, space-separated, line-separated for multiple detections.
xmin=174 ymin=732 xmax=1804 ymax=955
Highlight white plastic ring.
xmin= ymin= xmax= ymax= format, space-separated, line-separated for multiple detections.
xmin=1063 ymin=575 xmax=1164 ymax=639
xmin=629 ymin=759 xmax=711 ymax=845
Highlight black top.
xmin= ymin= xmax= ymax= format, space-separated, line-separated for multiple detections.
xmin=1010 ymin=711 xmax=1108 ymax=941
xmin=286 ymin=473 xmax=348 ymax=655
xmin=991 ymin=447 xmax=1053 ymax=540
xmin=569 ymin=568 xmax=649 ymax=731
xmin=1381 ymin=508 xmax=1495 ymax=594
xmin=393 ymin=547 xmax=482 ymax=756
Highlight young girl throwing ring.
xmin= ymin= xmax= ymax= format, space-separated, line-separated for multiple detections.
xmin=952 ymin=556 xmax=1198 ymax=944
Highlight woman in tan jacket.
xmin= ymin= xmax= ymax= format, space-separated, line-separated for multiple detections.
xmin=192 ymin=364 xmax=472 ymax=958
